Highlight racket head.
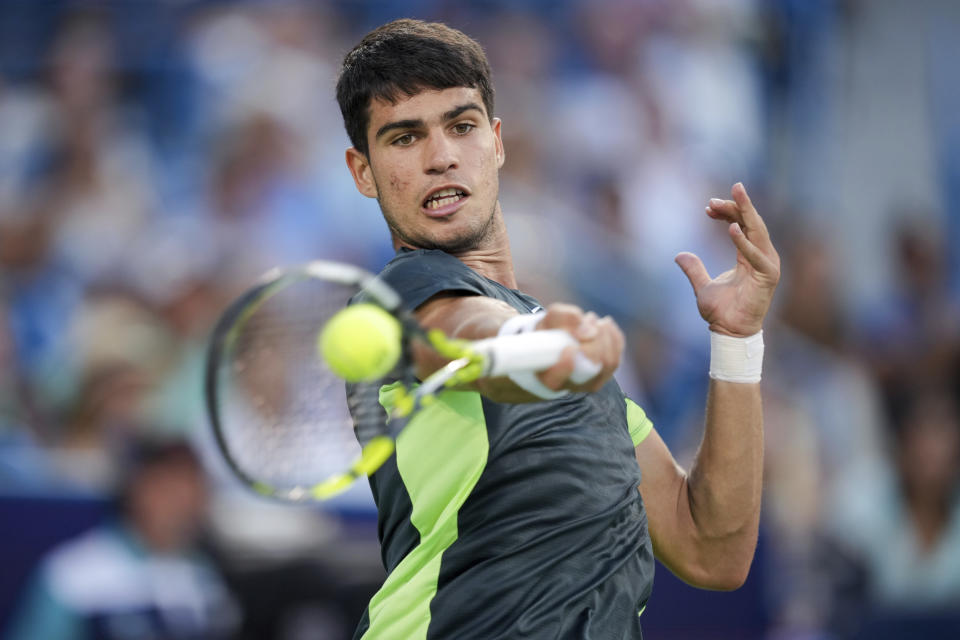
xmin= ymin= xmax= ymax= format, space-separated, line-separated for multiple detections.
xmin=204 ymin=261 xmax=412 ymax=502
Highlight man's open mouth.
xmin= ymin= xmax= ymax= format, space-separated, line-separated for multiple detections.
xmin=423 ymin=188 xmax=468 ymax=210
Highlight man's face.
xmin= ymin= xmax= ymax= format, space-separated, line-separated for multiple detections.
xmin=346 ymin=87 xmax=505 ymax=253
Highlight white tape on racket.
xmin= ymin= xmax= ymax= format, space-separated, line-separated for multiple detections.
xmin=483 ymin=312 xmax=602 ymax=399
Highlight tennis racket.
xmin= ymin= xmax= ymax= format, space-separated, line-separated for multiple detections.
xmin=204 ymin=260 xmax=601 ymax=502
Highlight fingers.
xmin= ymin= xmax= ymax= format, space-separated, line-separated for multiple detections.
xmin=537 ymin=346 xmax=577 ymax=390
xmin=731 ymin=181 xmax=754 ymax=214
xmin=575 ymin=311 xmax=600 ymax=341
xmin=706 ymin=182 xmax=750 ymax=219
xmin=728 ymin=223 xmax=778 ymax=277
xmin=706 ymin=184 xmax=761 ymax=231
xmin=707 ymin=182 xmax=778 ymax=261
xmin=536 ymin=304 xmax=623 ymax=392
xmin=675 ymin=251 xmax=711 ymax=294
xmin=578 ymin=316 xmax=624 ymax=392
xmin=539 ymin=303 xmax=588 ymax=335
xmin=542 ymin=316 xmax=622 ymax=393
xmin=730 ymin=182 xmax=770 ymax=242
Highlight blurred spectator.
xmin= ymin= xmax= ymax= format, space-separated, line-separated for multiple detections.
xmin=760 ymin=228 xmax=887 ymax=635
xmin=37 ymin=11 xmax=159 ymax=287
xmin=49 ymin=361 xmax=153 ymax=490
xmin=822 ymin=388 xmax=960 ymax=636
xmin=0 ymin=10 xmax=161 ymax=418
xmin=768 ymin=229 xmax=887 ymax=479
xmin=204 ymin=112 xmax=323 ymax=283
xmin=859 ymin=217 xmax=960 ymax=401
xmin=5 ymin=437 xmax=240 ymax=640
xmin=187 ymin=4 xmax=390 ymax=276
xmin=777 ymin=229 xmax=848 ymax=352
xmin=34 ymin=290 xmax=176 ymax=490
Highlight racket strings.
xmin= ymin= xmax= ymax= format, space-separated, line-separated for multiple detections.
xmin=215 ymin=277 xmax=375 ymax=489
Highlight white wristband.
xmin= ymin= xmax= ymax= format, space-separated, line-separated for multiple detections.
xmin=709 ymin=330 xmax=764 ymax=383
xmin=498 ymin=312 xmax=569 ymax=400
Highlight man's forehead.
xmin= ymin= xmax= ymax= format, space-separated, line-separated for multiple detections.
xmin=367 ymin=86 xmax=485 ymax=126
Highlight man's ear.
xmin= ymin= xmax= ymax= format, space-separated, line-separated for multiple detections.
xmin=346 ymin=147 xmax=378 ymax=199
xmin=492 ymin=118 xmax=505 ymax=169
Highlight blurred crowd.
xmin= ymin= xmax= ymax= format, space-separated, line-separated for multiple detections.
xmin=0 ymin=1 xmax=958 ymax=639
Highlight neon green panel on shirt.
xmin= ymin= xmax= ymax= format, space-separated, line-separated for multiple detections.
xmin=626 ymin=397 xmax=653 ymax=447
xmin=362 ymin=385 xmax=489 ymax=640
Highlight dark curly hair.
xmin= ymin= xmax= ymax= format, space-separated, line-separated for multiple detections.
xmin=336 ymin=19 xmax=494 ymax=156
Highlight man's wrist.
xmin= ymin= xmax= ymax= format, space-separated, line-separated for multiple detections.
xmin=709 ymin=330 xmax=763 ymax=383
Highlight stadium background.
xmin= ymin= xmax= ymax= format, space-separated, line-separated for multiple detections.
xmin=1 ymin=0 xmax=959 ymax=638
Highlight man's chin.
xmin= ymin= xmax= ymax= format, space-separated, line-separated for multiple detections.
xmin=388 ymin=204 xmax=499 ymax=254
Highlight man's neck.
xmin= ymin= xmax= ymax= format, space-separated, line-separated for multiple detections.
xmin=453 ymin=244 xmax=517 ymax=289
xmin=452 ymin=202 xmax=517 ymax=289
xmin=447 ymin=208 xmax=517 ymax=288
xmin=395 ymin=205 xmax=519 ymax=289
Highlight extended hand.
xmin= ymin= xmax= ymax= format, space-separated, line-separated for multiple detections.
xmin=675 ymin=183 xmax=780 ymax=337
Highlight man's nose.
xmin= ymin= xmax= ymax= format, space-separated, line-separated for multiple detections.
xmin=423 ymin=132 xmax=458 ymax=174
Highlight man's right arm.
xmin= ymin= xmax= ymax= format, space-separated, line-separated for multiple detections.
xmin=412 ymin=293 xmax=624 ymax=402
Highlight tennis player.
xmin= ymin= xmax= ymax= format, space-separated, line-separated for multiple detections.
xmin=337 ymin=19 xmax=780 ymax=639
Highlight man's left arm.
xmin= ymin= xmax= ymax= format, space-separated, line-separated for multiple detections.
xmin=637 ymin=182 xmax=780 ymax=590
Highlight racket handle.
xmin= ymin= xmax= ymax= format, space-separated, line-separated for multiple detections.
xmin=570 ymin=352 xmax=604 ymax=384
xmin=474 ymin=330 xmax=603 ymax=382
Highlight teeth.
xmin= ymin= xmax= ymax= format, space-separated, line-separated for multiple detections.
xmin=429 ymin=196 xmax=461 ymax=209
xmin=425 ymin=188 xmax=466 ymax=209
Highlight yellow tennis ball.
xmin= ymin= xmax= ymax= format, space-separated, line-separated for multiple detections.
xmin=318 ymin=303 xmax=402 ymax=382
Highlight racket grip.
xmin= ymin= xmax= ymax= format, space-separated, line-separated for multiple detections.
xmin=570 ymin=352 xmax=603 ymax=384
xmin=476 ymin=330 xmax=603 ymax=382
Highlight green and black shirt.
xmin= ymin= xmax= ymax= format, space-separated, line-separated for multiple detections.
xmin=353 ymin=249 xmax=655 ymax=640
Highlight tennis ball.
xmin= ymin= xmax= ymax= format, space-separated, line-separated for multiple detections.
xmin=318 ymin=303 xmax=402 ymax=382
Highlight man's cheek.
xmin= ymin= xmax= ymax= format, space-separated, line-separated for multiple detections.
xmin=388 ymin=173 xmax=409 ymax=194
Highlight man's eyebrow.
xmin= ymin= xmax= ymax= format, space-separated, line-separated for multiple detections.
xmin=375 ymin=118 xmax=424 ymax=140
xmin=443 ymin=102 xmax=484 ymax=121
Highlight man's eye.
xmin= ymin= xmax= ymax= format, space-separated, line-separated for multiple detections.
xmin=393 ymin=134 xmax=415 ymax=146
xmin=453 ymin=123 xmax=475 ymax=135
